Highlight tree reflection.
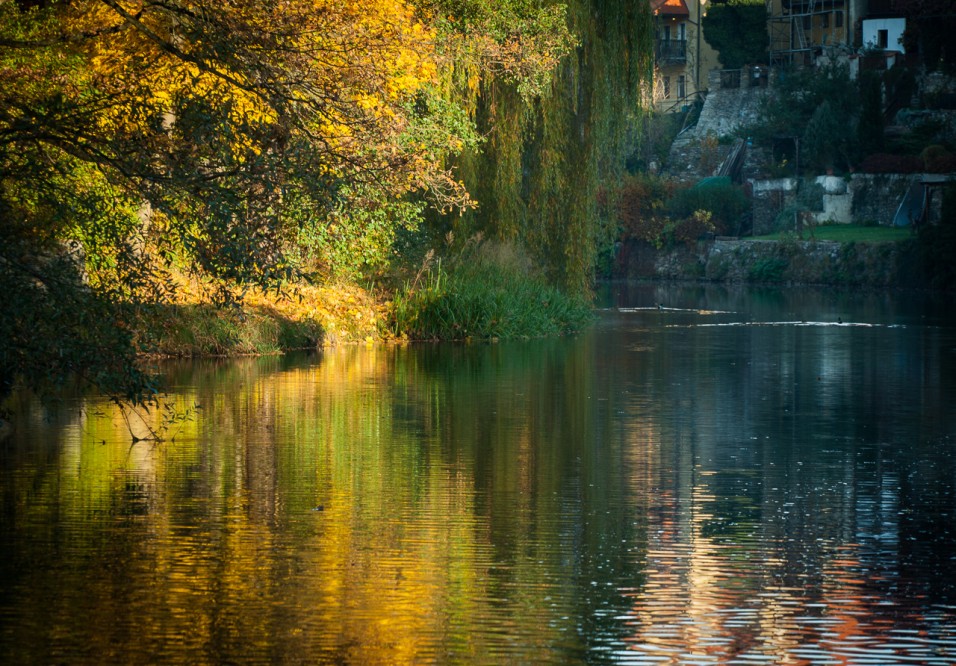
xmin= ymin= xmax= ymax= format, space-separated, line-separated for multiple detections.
xmin=2 ymin=286 xmax=956 ymax=663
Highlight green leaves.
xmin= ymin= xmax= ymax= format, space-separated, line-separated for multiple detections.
xmin=390 ymin=242 xmax=592 ymax=340
xmin=0 ymin=237 xmax=158 ymax=405
xmin=750 ymin=63 xmax=863 ymax=173
xmin=702 ymin=0 xmax=767 ymax=70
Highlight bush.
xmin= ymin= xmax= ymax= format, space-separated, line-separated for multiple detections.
xmin=613 ymin=174 xmax=750 ymax=246
xmin=614 ymin=173 xmax=676 ymax=245
xmin=857 ymin=72 xmax=884 ymax=157
xmin=666 ymin=209 xmax=717 ymax=246
xmin=390 ymin=243 xmax=593 ymax=340
xmin=749 ymin=63 xmax=859 ymax=150
xmin=888 ymin=115 xmax=950 ymax=155
xmin=626 ymin=113 xmax=684 ymax=173
xmin=921 ymin=145 xmax=956 ymax=173
xmin=803 ymin=100 xmax=853 ymax=172
xmin=748 ymin=256 xmax=789 ymax=283
xmin=668 ymin=177 xmax=749 ymax=233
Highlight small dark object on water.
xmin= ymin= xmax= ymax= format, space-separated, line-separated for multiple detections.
xmin=312 ymin=505 xmax=325 ymax=512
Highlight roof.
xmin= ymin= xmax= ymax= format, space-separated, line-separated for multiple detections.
xmin=652 ymin=0 xmax=690 ymax=17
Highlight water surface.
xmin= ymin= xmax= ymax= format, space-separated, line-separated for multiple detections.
xmin=2 ymin=284 xmax=955 ymax=664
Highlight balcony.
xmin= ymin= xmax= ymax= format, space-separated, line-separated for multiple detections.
xmin=655 ymin=39 xmax=687 ymax=64
xmin=781 ymin=0 xmax=845 ymax=11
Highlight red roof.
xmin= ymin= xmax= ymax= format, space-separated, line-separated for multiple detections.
xmin=652 ymin=0 xmax=690 ymax=17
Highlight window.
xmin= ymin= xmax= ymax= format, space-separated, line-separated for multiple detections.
xmin=677 ymin=23 xmax=686 ymax=41
xmin=878 ymin=29 xmax=888 ymax=49
xmin=662 ymin=25 xmax=671 ymax=42
xmin=821 ymin=13 xmax=829 ymax=28
xmin=835 ymin=12 xmax=843 ymax=28
xmin=803 ymin=15 xmax=812 ymax=30
xmin=663 ymin=76 xmax=670 ymax=98
xmin=677 ymin=75 xmax=686 ymax=99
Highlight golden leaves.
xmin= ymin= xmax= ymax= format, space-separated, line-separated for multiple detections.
xmin=14 ymin=0 xmax=441 ymax=164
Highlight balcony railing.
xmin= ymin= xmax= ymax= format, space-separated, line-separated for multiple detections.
xmin=781 ymin=0 xmax=845 ymax=10
xmin=655 ymin=39 xmax=687 ymax=64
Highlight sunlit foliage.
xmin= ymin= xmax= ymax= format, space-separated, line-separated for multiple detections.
xmin=0 ymin=0 xmax=576 ymax=401
xmin=445 ymin=0 xmax=655 ymax=295
xmin=1 ymin=0 xmax=654 ymax=403
xmin=0 ymin=0 xmax=474 ymax=287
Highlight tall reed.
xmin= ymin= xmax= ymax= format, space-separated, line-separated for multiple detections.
xmin=390 ymin=246 xmax=592 ymax=340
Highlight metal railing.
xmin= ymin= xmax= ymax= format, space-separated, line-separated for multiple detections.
xmin=655 ymin=39 xmax=687 ymax=64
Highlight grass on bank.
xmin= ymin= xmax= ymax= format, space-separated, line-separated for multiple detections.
xmin=134 ymin=277 xmax=389 ymax=357
xmin=390 ymin=244 xmax=593 ymax=341
xmin=133 ymin=241 xmax=594 ymax=356
xmin=753 ymin=224 xmax=915 ymax=243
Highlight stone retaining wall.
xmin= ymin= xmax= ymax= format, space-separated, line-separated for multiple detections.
xmin=749 ymin=173 xmax=925 ymax=234
xmin=614 ymin=238 xmax=922 ymax=288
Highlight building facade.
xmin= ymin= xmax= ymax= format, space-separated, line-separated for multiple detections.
xmin=652 ymin=0 xmax=720 ymax=112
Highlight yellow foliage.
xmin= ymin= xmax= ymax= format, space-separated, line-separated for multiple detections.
xmin=8 ymin=0 xmax=440 ymax=170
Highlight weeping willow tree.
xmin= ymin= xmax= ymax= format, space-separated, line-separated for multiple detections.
xmin=442 ymin=0 xmax=655 ymax=295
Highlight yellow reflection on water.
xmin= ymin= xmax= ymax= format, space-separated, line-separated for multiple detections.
xmin=5 ymin=324 xmax=954 ymax=664
xmin=6 ymin=346 xmax=589 ymax=663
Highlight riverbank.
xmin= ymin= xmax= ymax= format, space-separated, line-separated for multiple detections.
xmin=613 ymin=236 xmax=925 ymax=288
xmin=131 ymin=244 xmax=593 ymax=358
xmin=133 ymin=279 xmax=388 ymax=358
xmin=144 ymin=235 xmax=927 ymax=359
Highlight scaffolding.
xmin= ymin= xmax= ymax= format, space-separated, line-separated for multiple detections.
xmin=767 ymin=0 xmax=850 ymax=67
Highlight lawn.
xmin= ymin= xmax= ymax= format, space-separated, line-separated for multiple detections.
xmin=753 ymin=224 xmax=915 ymax=243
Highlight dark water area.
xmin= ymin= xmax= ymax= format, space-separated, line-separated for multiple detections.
xmin=2 ymin=284 xmax=956 ymax=664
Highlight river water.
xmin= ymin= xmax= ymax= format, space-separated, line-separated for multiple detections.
xmin=2 ymin=284 xmax=955 ymax=664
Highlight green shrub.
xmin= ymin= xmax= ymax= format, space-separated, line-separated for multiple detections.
xmin=747 ymin=63 xmax=860 ymax=172
xmin=803 ymin=100 xmax=852 ymax=172
xmin=613 ymin=174 xmax=750 ymax=247
xmin=626 ymin=113 xmax=685 ymax=173
xmin=390 ymin=244 xmax=592 ymax=340
xmin=857 ymin=71 xmax=884 ymax=157
xmin=748 ymin=256 xmax=788 ymax=283
xmin=921 ymin=145 xmax=956 ymax=172
xmin=668 ymin=177 xmax=749 ymax=233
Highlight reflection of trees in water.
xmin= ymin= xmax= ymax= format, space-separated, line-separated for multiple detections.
xmin=3 ymin=288 xmax=955 ymax=662
xmin=1 ymin=340 xmax=645 ymax=662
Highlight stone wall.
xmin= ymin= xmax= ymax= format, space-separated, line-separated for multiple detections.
xmin=848 ymin=174 xmax=918 ymax=226
xmin=614 ymin=238 xmax=922 ymax=288
xmin=748 ymin=173 xmax=925 ymax=233
xmin=665 ymin=71 xmax=768 ymax=184
xmin=751 ymin=178 xmax=797 ymax=235
xmin=690 ymin=70 xmax=767 ymax=139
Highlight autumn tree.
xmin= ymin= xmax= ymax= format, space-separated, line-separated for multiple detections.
xmin=0 ymin=0 xmax=476 ymax=402
xmin=0 ymin=0 xmax=582 ymax=403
